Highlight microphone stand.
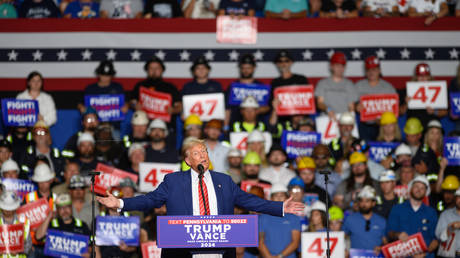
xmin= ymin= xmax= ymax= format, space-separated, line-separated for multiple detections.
xmin=197 ymin=165 xmax=208 ymax=216
xmin=88 ymin=171 xmax=100 ymax=258
xmin=320 ymin=170 xmax=331 ymax=258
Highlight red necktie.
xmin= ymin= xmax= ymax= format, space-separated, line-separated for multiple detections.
xmin=198 ymin=177 xmax=210 ymax=215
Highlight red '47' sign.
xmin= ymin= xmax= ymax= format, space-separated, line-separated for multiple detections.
xmin=360 ymin=94 xmax=399 ymax=122
xmin=274 ymin=85 xmax=316 ymax=115
xmin=182 ymin=93 xmax=225 ymax=121
xmin=139 ymin=162 xmax=179 ymax=193
xmin=139 ymin=87 xmax=172 ymax=122
xmin=406 ymin=81 xmax=448 ymax=109
xmin=16 ymin=197 xmax=50 ymax=229
xmin=93 ymin=163 xmax=138 ymax=196
xmin=301 ymin=231 xmax=345 ymax=258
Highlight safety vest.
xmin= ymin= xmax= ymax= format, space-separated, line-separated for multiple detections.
xmin=123 ymin=135 xmax=132 ymax=148
xmin=50 ymin=218 xmax=84 ymax=228
xmin=376 ymin=196 xmax=404 ymax=205
xmin=25 ymin=191 xmax=57 ymax=245
xmin=0 ymin=216 xmax=29 ymax=258
xmin=232 ymin=121 xmax=266 ymax=133
xmin=437 ymin=200 xmax=445 ymax=212
xmin=100 ymin=211 xmax=130 ymax=217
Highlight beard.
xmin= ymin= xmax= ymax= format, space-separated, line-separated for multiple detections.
xmin=245 ymin=174 xmax=259 ymax=179
xmin=410 ymin=191 xmax=425 ymax=201
xmin=240 ymin=72 xmax=253 ymax=79
xmin=359 ymin=206 xmax=372 ymax=215
xmin=151 ymin=136 xmax=164 ymax=143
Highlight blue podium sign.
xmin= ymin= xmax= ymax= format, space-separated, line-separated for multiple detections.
xmin=157 ymin=215 xmax=258 ymax=248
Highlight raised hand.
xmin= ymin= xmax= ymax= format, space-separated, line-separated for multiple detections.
xmin=96 ymin=191 xmax=121 ymax=209
xmin=283 ymin=196 xmax=305 ymax=216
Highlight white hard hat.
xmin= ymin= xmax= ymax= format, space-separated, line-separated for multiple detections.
xmin=395 ymin=143 xmax=411 ymax=156
xmin=339 ymin=112 xmax=355 ymax=125
xmin=227 ymin=148 xmax=242 ymax=158
xmin=311 ymin=201 xmax=327 ymax=212
xmin=131 ymin=110 xmax=149 ymax=126
xmin=147 ymin=119 xmax=168 ymax=136
xmin=77 ymin=132 xmax=95 ymax=146
xmin=247 ymin=130 xmax=265 ymax=143
xmin=240 ymin=96 xmax=259 ymax=108
xmin=1 ymin=159 xmax=19 ymax=174
xmin=408 ymin=175 xmax=430 ymax=196
xmin=427 ymin=120 xmax=442 ymax=129
xmin=270 ymin=184 xmax=288 ymax=195
xmin=32 ymin=163 xmax=55 ymax=182
xmin=456 ymin=188 xmax=460 ymax=196
xmin=0 ymin=190 xmax=21 ymax=211
xmin=379 ymin=170 xmax=396 ymax=182
xmin=128 ymin=143 xmax=145 ymax=157
xmin=358 ymin=185 xmax=377 ymax=200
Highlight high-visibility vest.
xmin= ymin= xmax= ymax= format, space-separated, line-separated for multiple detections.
xmin=0 ymin=216 xmax=29 ymax=258
xmin=50 ymin=218 xmax=83 ymax=228
xmin=25 ymin=191 xmax=57 ymax=245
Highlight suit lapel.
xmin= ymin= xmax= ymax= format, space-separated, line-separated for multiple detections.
xmin=210 ymin=171 xmax=224 ymax=215
xmin=182 ymin=170 xmax=193 ymax=215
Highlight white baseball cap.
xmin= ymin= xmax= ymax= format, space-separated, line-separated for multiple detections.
xmin=408 ymin=175 xmax=431 ymax=196
xmin=77 ymin=132 xmax=95 ymax=146
xmin=1 ymin=159 xmax=19 ymax=174
xmin=131 ymin=110 xmax=149 ymax=126
xmin=128 ymin=143 xmax=145 ymax=157
xmin=358 ymin=185 xmax=377 ymax=200
xmin=395 ymin=143 xmax=411 ymax=156
xmin=240 ymin=96 xmax=259 ymax=108
xmin=247 ymin=130 xmax=265 ymax=143
xmin=32 ymin=163 xmax=55 ymax=182
xmin=379 ymin=170 xmax=396 ymax=182
xmin=0 ymin=190 xmax=21 ymax=211
xmin=311 ymin=201 xmax=327 ymax=212
xmin=339 ymin=112 xmax=355 ymax=125
xmin=147 ymin=119 xmax=168 ymax=136
xmin=270 ymin=184 xmax=288 ymax=195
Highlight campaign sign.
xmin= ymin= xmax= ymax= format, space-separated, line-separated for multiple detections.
xmin=450 ymin=92 xmax=460 ymax=116
xmin=240 ymin=180 xmax=272 ymax=200
xmin=96 ymin=216 xmax=140 ymax=246
xmin=216 ymin=16 xmax=257 ymax=44
xmin=301 ymin=231 xmax=345 ymax=258
xmin=0 ymin=224 xmax=24 ymax=254
xmin=183 ymin=93 xmax=225 ymax=121
xmin=406 ymin=81 xmax=448 ymax=109
xmin=444 ymin=137 xmax=460 ymax=166
xmin=157 ymin=215 xmax=258 ymax=248
xmin=16 ymin=197 xmax=50 ymax=229
xmin=84 ymin=94 xmax=125 ymax=122
xmin=315 ymin=114 xmax=359 ymax=144
xmin=349 ymin=249 xmax=383 ymax=258
xmin=229 ymin=131 xmax=272 ymax=155
xmin=368 ymin=142 xmax=400 ymax=162
xmin=1 ymin=99 xmax=38 ymax=127
xmin=281 ymin=131 xmax=321 ymax=159
xmin=274 ymin=85 xmax=315 ymax=115
xmin=228 ymin=83 xmax=270 ymax=106
xmin=303 ymin=193 xmax=319 ymax=206
xmin=93 ymin=163 xmax=139 ymax=196
xmin=360 ymin=94 xmax=399 ymax=122
xmin=139 ymin=87 xmax=172 ymax=122
xmin=382 ymin=233 xmax=427 ymax=258
xmin=44 ymin=230 xmax=89 ymax=258
xmin=141 ymin=241 xmax=161 ymax=258
xmin=139 ymin=162 xmax=179 ymax=193
xmin=2 ymin=178 xmax=36 ymax=200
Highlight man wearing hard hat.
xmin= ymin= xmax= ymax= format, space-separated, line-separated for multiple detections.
xmin=62 ymin=107 xmax=99 ymax=159
xmin=0 ymin=190 xmax=32 ymax=257
xmin=404 ymin=117 xmax=424 ymax=156
xmin=145 ymin=118 xmax=179 ymax=164
xmin=374 ymin=170 xmax=403 ymax=218
xmin=121 ymin=110 xmax=150 ymax=149
xmin=329 ymin=112 xmax=357 ymax=162
xmin=246 ymin=130 xmax=268 ymax=167
xmin=241 ymin=151 xmax=267 ymax=184
xmin=435 ymin=187 xmax=460 ymax=257
xmin=435 ymin=175 xmax=460 ymax=214
xmin=232 ymin=96 xmax=267 ymax=133
xmin=387 ymin=175 xmax=439 ymax=258
xmin=1 ymin=159 xmax=20 ymax=179
xmin=184 ymin=114 xmax=203 ymax=139
xmin=226 ymin=148 xmax=243 ymax=184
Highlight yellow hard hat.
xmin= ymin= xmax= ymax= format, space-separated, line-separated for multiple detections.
xmin=297 ymin=157 xmax=316 ymax=170
xmin=243 ymin=151 xmax=261 ymax=165
xmin=404 ymin=117 xmax=423 ymax=135
xmin=349 ymin=152 xmax=367 ymax=165
xmin=380 ymin=111 xmax=397 ymax=125
xmin=184 ymin=114 xmax=203 ymax=129
xmin=441 ymin=175 xmax=460 ymax=190
xmin=329 ymin=206 xmax=344 ymax=221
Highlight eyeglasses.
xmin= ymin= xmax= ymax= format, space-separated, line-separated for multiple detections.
xmin=34 ymin=129 xmax=47 ymax=136
xmin=365 ymin=220 xmax=370 ymax=231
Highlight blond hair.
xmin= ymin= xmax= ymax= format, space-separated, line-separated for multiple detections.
xmin=182 ymin=137 xmax=206 ymax=157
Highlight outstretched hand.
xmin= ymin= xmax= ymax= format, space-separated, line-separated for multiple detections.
xmin=96 ymin=191 xmax=121 ymax=209
xmin=283 ymin=196 xmax=305 ymax=216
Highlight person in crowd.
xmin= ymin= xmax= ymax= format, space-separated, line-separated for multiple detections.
xmin=328 ymin=112 xmax=357 ymax=171
xmin=72 ymin=132 xmax=98 ymax=173
xmin=184 ymin=114 xmax=203 ymax=139
xmin=18 ymin=0 xmax=60 ymax=17
xmin=52 ymin=161 xmax=80 ymax=195
xmin=259 ymin=144 xmax=296 ymax=186
xmin=343 ymin=186 xmax=387 ymax=253
xmin=100 ymin=0 xmax=143 ymax=18
xmin=1 ymin=159 xmax=20 ymax=179
xmin=387 ymin=175 xmax=439 ymax=258
xmin=5 ymin=127 xmax=33 ymax=163
xmin=16 ymin=71 xmax=57 ymax=126
xmin=0 ymin=140 xmax=13 ymax=168
xmin=140 ymin=205 xmax=167 ymax=243
xmin=68 ymin=174 xmax=96 ymax=226
xmin=0 ymin=0 xmax=17 ymax=18
xmin=270 ymin=50 xmax=309 ymax=95
xmin=145 ymin=119 xmax=179 ymax=163
xmin=258 ymin=184 xmax=301 ymax=258
xmin=204 ymin=119 xmax=229 ymax=173
xmin=226 ymin=148 xmax=243 ymax=183
xmin=232 ymin=96 xmax=267 ymax=133
xmin=182 ymin=0 xmax=219 ymax=18
xmin=94 ymin=124 xmax=124 ymax=167
xmin=424 ymin=119 xmax=444 ymax=157
xmin=124 ymin=143 xmax=145 ymax=176
xmin=144 ymin=0 xmax=182 ymax=17
xmin=320 ymin=0 xmax=357 ymax=17
xmin=329 ymin=205 xmax=345 ymax=231
xmin=36 ymin=193 xmax=91 ymax=258
xmin=408 ymin=0 xmax=449 ymax=25
xmin=433 ymin=175 xmax=459 ymax=214
xmin=334 ymin=152 xmax=380 ymax=211
xmin=297 ymin=156 xmax=330 ymax=206
xmin=381 ymin=143 xmax=412 ymax=170
xmin=315 ymin=52 xmax=356 ymax=118
xmin=83 ymin=60 xmax=125 ymax=97
xmin=345 ymin=139 xmax=386 ymax=181
xmin=264 ymin=0 xmax=308 ymax=19
xmin=312 ymin=144 xmax=341 ymax=197
xmin=122 ymin=110 xmax=150 ymax=150
xmin=404 ymin=117 xmax=424 ymax=156
xmin=356 ymin=56 xmax=397 ymax=141
xmin=374 ymin=170 xmax=403 ymax=218
xmin=246 ymin=130 xmax=268 ymax=167
xmin=308 ymin=201 xmax=328 ymax=232
xmin=394 ymin=165 xmax=416 ymax=199
xmin=361 ymin=0 xmax=399 ymax=17
xmin=0 ymin=190 xmax=32 ymax=256
xmin=181 ymin=56 xmax=223 ymax=96
xmin=376 ymin=111 xmax=401 ymax=143
xmin=64 ymin=0 xmax=100 ymax=18
xmin=435 ymin=188 xmax=460 ymax=258
xmin=411 ymin=142 xmax=439 ymax=180
xmin=218 ymin=0 xmax=255 ymax=16
xmin=62 ymin=107 xmax=99 ymax=160
xmin=449 ymin=64 xmax=460 ymax=130
xmin=241 ymin=151 xmax=267 ymax=184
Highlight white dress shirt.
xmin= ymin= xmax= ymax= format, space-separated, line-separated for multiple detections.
xmin=191 ymin=168 xmax=218 ymax=216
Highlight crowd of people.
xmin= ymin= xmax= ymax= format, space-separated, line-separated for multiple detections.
xmin=0 ymin=50 xmax=460 ymax=257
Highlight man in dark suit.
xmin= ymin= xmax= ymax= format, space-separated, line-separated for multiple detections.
xmin=98 ymin=138 xmax=304 ymax=257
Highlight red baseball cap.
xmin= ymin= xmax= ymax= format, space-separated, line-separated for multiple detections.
xmin=330 ymin=52 xmax=347 ymax=65
xmin=415 ymin=63 xmax=431 ymax=76
xmin=365 ymin=56 xmax=380 ymax=69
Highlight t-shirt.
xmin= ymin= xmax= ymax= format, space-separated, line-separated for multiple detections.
xmin=374 ymin=196 xmax=399 ymax=218
xmin=409 ymin=0 xmax=445 ymax=13
xmin=271 ymin=74 xmax=309 ymax=89
xmin=259 ymin=213 xmax=301 ymax=258
xmin=132 ymin=78 xmax=181 ymax=103
xmin=342 ymin=212 xmax=387 ymax=250
xmin=145 ymin=145 xmax=180 ymax=163
xmin=355 ymin=79 xmax=396 ymax=98
xmin=314 ymin=77 xmax=357 ymax=113
xmin=64 ymin=1 xmax=100 ymax=18
xmin=181 ymin=79 xmax=223 ymax=96
xmin=19 ymin=0 xmax=60 ymax=18
xmin=362 ymin=0 xmax=396 ymax=12
xmin=0 ymin=3 xmax=18 ymax=18
xmin=100 ymin=0 xmax=143 ymax=18
xmin=264 ymin=0 xmax=308 ymax=13
xmin=321 ymin=0 xmax=356 ymax=12
xmin=218 ymin=0 xmax=255 ymax=15
xmin=84 ymin=82 xmax=125 ymax=96
xmin=181 ymin=0 xmax=219 ymax=18
xmin=144 ymin=0 xmax=182 ymax=17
